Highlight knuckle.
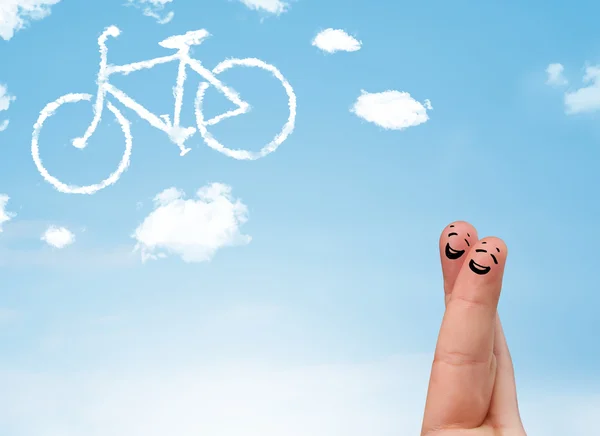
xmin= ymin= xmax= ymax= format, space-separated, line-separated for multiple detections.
xmin=433 ymin=349 xmax=489 ymax=368
xmin=450 ymin=292 xmax=491 ymax=311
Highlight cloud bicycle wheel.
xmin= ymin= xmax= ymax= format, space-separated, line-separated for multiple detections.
xmin=31 ymin=93 xmax=133 ymax=195
xmin=194 ymin=57 xmax=297 ymax=161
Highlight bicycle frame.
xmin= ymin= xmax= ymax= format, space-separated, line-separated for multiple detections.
xmin=32 ymin=24 xmax=296 ymax=195
xmin=77 ymin=28 xmax=249 ymax=151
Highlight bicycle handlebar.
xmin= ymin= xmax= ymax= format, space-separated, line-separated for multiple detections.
xmin=98 ymin=26 xmax=121 ymax=50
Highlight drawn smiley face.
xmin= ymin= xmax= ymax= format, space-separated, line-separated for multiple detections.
xmin=468 ymin=242 xmax=500 ymax=275
xmin=444 ymin=224 xmax=472 ymax=260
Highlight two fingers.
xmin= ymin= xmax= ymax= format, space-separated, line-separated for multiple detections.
xmin=422 ymin=221 xmax=522 ymax=433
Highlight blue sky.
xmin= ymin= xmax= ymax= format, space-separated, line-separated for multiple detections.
xmin=0 ymin=0 xmax=599 ymax=434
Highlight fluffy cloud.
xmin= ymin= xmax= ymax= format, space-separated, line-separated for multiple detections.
xmin=126 ymin=0 xmax=174 ymax=24
xmin=132 ymin=183 xmax=251 ymax=263
xmin=238 ymin=0 xmax=288 ymax=14
xmin=351 ymin=90 xmax=432 ymax=130
xmin=564 ymin=65 xmax=600 ymax=114
xmin=0 ymin=194 xmax=15 ymax=232
xmin=0 ymin=0 xmax=61 ymax=40
xmin=546 ymin=63 xmax=568 ymax=86
xmin=41 ymin=225 xmax=75 ymax=248
xmin=312 ymin=28 xmax=361 ymax=53
xmin=0 ymin=84 xmax=16 ymax=132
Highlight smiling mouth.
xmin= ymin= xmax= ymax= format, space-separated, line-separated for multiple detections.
xmin=469 ymin=260 xmax=491 ymax=275
xmin=445 ymin=243 xmax=465 ymax=260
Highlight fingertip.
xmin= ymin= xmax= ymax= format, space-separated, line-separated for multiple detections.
xmin=440 ymin=221 xmax=478 ymax=239
xmin=479 ymin=236 xmax=508 ymax=262
xmin=439 ymin=221 xmax=479 ymax=259
xmin=439 ymin=221 xmax=479 ymax=299
xmin=464 ymin=236 xmax=508 ymax=279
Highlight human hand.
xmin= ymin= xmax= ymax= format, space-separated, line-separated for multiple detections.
xmin=421 ymin=221 xmax=526 ymax=435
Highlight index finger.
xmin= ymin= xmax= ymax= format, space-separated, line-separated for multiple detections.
xmin=439 ymin=221 xmax=478 ymax=304
xmin=422 ymin=236 xmax=508 ymax=433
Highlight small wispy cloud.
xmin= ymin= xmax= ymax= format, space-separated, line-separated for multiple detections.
xmin=351 ymin=90 xmax=432 ymax=130
xmin=0 ymin=218 xmax=131 ymax=269
xmin=126 ymin=0 xmax=174 ymax=24
xmin=0 ymin=194 xmax=15 ymax=232
xmin=312 ymin=29 xmax=361 ymax=54
xmin=238 ymin=0 xmax=288 ymax=15
xmin=546 ymin=63 xmax=568 ymax=87
xmin=0 ymin=0 xmax=61 ymax=41
xmin=564 ymin=65 xmax=600 ymax=114
xmin=41 ymin=225 xmax=75 ymax=248
xmin=132 ymin=183 xmax=251 ymax=263
xmin=0 ymin=84 xmax=16 ymax=132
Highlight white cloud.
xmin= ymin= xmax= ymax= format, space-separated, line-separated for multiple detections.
xmin=0 ymin=83 xmax=16 ymax=131
xmin=126 ymin=0 xmax=174 ymax=24
xmin=564 ymin=65 xmax=600 ymax=114
xmin=351 ymin=90 xmax=432 ymax=130
xmin=546 ymin=63 xmax=568 ymax=86
xmin=0 ymin=84 xmax=15 ymax=112
xmin=0 ymin=0 xmax=61 ymax=41
xmin=41 ymin=225 xmax=75 ymax=248
xmin=0 ymin=194 xmax=15 ymax=232
xmin=312 ymin=28 xmax=361 ymax=53
xmin=238 ymin=0 xmax=288 ymax=14
xmin=132 ymin=183 xmax=251 ymax=263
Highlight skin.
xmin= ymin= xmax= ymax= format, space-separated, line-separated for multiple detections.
xmin=421 ymin=221 xmax=527 ymax=436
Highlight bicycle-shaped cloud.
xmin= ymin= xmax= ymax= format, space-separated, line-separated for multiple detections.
xmin=31 ymin=25 xmax=297 ymax=194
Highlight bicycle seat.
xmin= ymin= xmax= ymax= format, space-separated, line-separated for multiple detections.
xmin=158 ymin=29 xmax=210 ymax=49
